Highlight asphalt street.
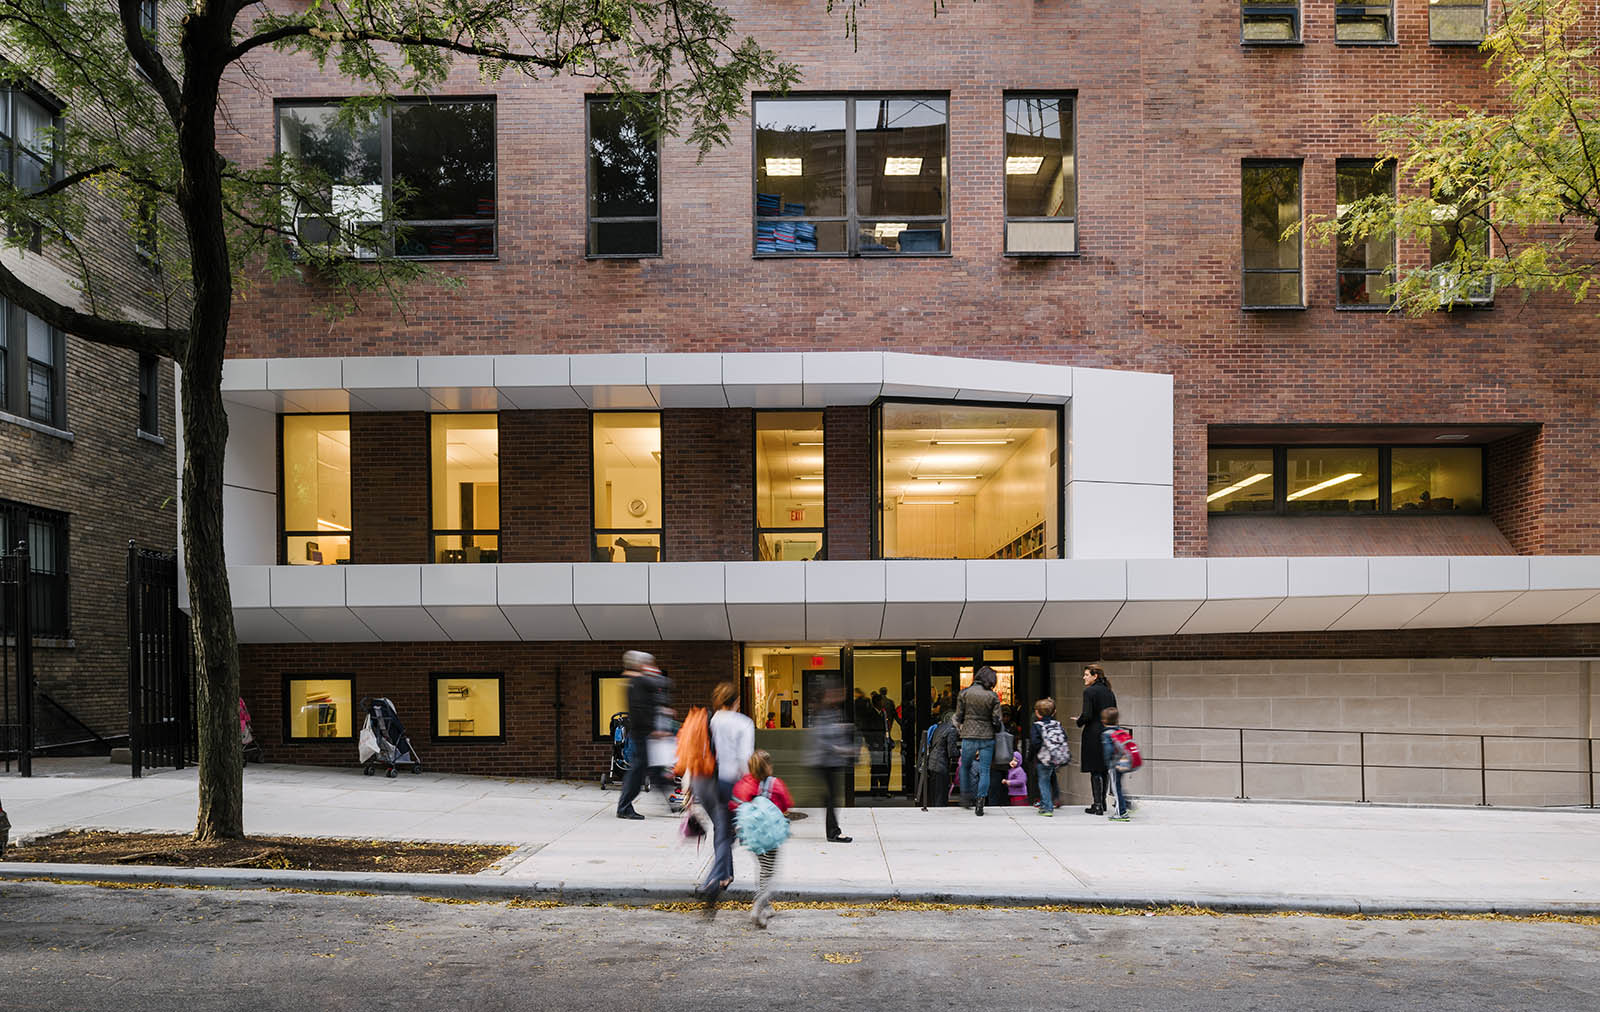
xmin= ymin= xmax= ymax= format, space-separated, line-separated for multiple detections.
xmin=1 ymin=882 xmax=1596 ymax=1011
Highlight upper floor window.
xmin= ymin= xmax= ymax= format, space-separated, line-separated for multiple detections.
xmin=754 ymin=95 xmax=948 ymax=256
xmin=138 ymin=353 xmax=159 ymax=435
xmin=1 ymin=87 xmax=58 ymax=193
xmin=877 ymin=402 xmax=1061 ymax=560
xmin=281 ymin=414 xmax=351 ymax=565
xmin=1208 ymin=445 xmax=1485 ymax=515
xmin=593 ymin=412 xmax=662 ymax=561
xmin=0 ymin=499 xmax=70 ymax=638
xmin=755 ymin=411 xmax=825 ymax=561
xmin=1431 ymin=0 xmax=1487 ymax=44
xmin=587 ymin=96 xmax=659 ymax=257
xmin=1336 ymin=159 xmax=1395 ymax=307
xmin=1003 ymin=94 xmax=1077 ymax=255
xmin=1336 ymin=2 xmax=1394 ymax=43
xmin=1241 ymin=160 xmax=1303 ymax=309
xmin=1429 ymin=176 xmax=1494 ymax=304
xmin=430 ymin=414 xmax=499 ymax=563
xmin=1 ymin=300 xmax=65 ymax=429
xmin=139 ymin=0 xmax=158 ymax=34
xmin=277 ymin=98 xmax=496 ymax=259
xmin=1241 ymin=0 xmax=1301 ymax=43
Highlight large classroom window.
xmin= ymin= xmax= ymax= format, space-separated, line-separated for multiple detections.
xmin=877 ymin=402 xmax=1060 ymax=560
xmin=281 ymin=414 xmax=352 ymax=565
xmin=1208 ymin=445 xmax=1486 ymax=515
xmin=1336 ymin=159 xmax=1396 ymax=307
xmin=430 ymin=414 xmax=500 ymax=563
xmin=593 ymin=412 xmax=662 ymax=562
xmin=1003 ymin=94 xmax=1077 ymax=255
xmin=277 ymin=97 xmax=497 ymax=258
xmin=1241 ymin=160 xmax=1303 ymax=309
xmin=431 ymin=673 xmax=504 ymax=741
xmin=755 ymin=411 xmax=826 ymax=561
xmin=587 ymin=95 xmax=660 ymax=257
xmin=753 ymin=94 xmax=948 ymax=255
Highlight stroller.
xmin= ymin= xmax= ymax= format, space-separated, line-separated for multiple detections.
xmin=239 ymin=698 xmax=265 ymax=765
xmin=600 ymin=712 xmax=634 ymax=790
xmin=358 ymin=696 xmax=423 ymax=778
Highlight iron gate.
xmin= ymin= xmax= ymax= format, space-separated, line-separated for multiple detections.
xmin=2 ymin=543 xmax=36 ymax=776
xmin=127 ymin=542 xmax=196 ymax=777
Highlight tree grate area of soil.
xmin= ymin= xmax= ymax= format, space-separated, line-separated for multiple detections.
xmin=3 ymin=831 xmax=515 ymax=874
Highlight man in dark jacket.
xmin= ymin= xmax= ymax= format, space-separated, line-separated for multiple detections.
xmin=923 ymin=709 xmax=960 ymax=808
xmin=954 ymin=666 xmax=1001 ymax=816
xmin=808 ymin=685 xmax=856 ymax=843
xmin=616 ymin=650 xmax=674 ymax=819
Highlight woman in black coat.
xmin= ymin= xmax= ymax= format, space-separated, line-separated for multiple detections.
xmin=1075 ymin=665 xmax=1117 ymax=815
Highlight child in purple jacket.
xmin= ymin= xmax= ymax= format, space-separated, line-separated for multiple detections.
xmin=1004 ymin=750 xmax=1029 ymax=806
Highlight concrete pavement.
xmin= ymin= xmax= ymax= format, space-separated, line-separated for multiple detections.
xmin=3 ymin=758 xmax=1598 ymax=913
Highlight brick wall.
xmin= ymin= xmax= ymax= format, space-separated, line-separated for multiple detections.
xmin=1488 ymin=428 xmax=1545 ymax=555
xmin=349 ymin=412 xmax=429 ymax=564
xmin=663 ymin=409 xmax=754 ymax=561
xmin=500 ymin=409 xmax=591 ymax=562
xmin=215 ymin=2 xmax=1600 ymax=560
xmin=240 ymin=640 xmax=738 ymax=777
xmin=823 ymin=406 xmax=871 ymax=560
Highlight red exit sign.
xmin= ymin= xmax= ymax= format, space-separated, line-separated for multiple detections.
xmin=789 ymin=509 xmax=805 ymax=522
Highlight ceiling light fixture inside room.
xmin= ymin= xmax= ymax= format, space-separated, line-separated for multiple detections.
xmin=932 ymin=439 xmax=1013 ymax=446
xmin=914 ymin=474 xmax=979 ymax=480
xmin=901 ymin=500 xmax=956 ymax=506
xmin=796 ymin=475 xmax=825 ymax=480
xmin=1434 ymin=433 xmax=1471 ymax=441
xmin=1286 ymin=472 xmax=1362 ymax=501
xmin=765 ymin=157 xmax=803 ymax=176
xmin=1005 ymin=156 xmax=1044 ymax=175
xmin=1205 ymin=471 xmax=1271 ymax=503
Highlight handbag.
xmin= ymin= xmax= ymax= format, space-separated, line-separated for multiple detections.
xmin=993 ymin=728 xmax=1015 ymax=760
xmin=646 ymin=736 xmax=676 ymax=770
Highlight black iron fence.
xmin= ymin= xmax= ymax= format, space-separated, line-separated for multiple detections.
xmin=1 ymin=543 xmax=36 ymax=775
xmin=127 ymin=542 xmax=196 ymax=777
xmin=1142 ymin=724 xmax=1598 ymax=809
xmin=0 ymin=501 xmax=70 ymax=639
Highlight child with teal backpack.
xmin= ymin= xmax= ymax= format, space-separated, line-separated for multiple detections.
xmin=731 ymin=749 xmax=793 ymax=927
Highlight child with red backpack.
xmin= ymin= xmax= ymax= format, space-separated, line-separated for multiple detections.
xmin=1100 ymin=706 xmax=1141 ymax=822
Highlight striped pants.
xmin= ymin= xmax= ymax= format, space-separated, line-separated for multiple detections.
xmin=752 ymin=847 xmax=780 ymax=924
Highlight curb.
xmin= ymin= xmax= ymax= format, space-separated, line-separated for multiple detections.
xmin=2 ymin=863 xmax=1595 ymax=918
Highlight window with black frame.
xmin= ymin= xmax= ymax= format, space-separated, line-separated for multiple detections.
xmin=1003 ymin=94 xmax=1076 ymax=255
xmin=1 ymin=299 xmax=66 ymax=429
xmin=1241 ymin=0 xmax=1301 ymax=42
xmin=1208 ymin=446 xmax=1485 ymax=515
xmin=1 ymin=86 xmax=59 ymax=194
xmin=282 ymin=414 xmax=352 ymax=565
xmin=593 ymin=412 xmax=662 ymax=562
xmin=138 ymin=354 xmax=159 ymax=435
xmin=1336 ymin=1 xmax=1393 ymax=42
xmin=277 ymin=98 xmax=496 ymax=258
xmin=431 ymin=673 xmax=504 ymax=740
xmin=1241 ymin=160 xmax=1303 ymax=309
xmin=431 ymin=414 xmax=499 ymax=564
xmin=0 ymin=500 xmax=70 ymax=638
xmin=587 ymin=96 xmax=659 ymax=257
xmin=1429 ymin=175 xmax=1494 ymax=304
xmin=754 ymin=95 xmax=948 ymax=256
xmin=755 ymin=411 xmax=825 ymax=561
xmin=1336 ymin=159 xmax=1395 ymax=307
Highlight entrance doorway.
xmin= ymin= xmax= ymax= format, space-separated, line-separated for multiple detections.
xmin=741 ymin=641 xmax=1051 ymax=806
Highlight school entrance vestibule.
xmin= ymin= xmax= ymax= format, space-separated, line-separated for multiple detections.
xmin=742 ymin=642 xmax=1050 ymax=806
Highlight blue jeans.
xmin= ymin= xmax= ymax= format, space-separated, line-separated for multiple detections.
xmin=1108 ymin=767 xmax=1131 ymax=817
xmin=959 ymin=738 xmax=994 ymax=803
xmin=1037 ymin=762 xmax=1059 ymax=813
xmin=695 ymin=775 xmax=736 ymax=891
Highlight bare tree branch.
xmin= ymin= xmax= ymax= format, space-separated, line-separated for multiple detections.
xmin=0 ymin=255 xmax=183 ymax=358
xmin=117 ymin=0 xmax=181 ymax=124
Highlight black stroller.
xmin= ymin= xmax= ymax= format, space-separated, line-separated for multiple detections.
xmin=600 ymin=712 xmax=635 ymax=790
xmin=358 ymin=696 xmax=423 ymax=778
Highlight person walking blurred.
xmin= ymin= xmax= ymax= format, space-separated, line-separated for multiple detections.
xmin=807 ymin=683 xmax=855 ymax=843
xmin=696 ymin=681 xmax=754 ymax=904
xmin=615 ymin=650 xmax=673 ymax=820
xmin=955 ymin=666 xmax=1002 ymax=817
xmin=1076 ymin=665 xmax=1118 ymax=815
xmin=731 ymin=749 xmax=793 ymax=928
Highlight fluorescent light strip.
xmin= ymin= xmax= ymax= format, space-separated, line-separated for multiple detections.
xmin=932 ymin=439 xmax=1012 ymax=446
xmin=795 ymin=441 xmax=824 ymax=446
xmin=764 ymin=157 xmax=802 ymax=176
xmin=795 ymin=475 xmax=825 ymax=481
xmin=1286 ymin=472 xmax=1363 ymax=501
xmin=316 ymin=519 xmax=352 ymax=532
xmin=913 ymin=475 xmax=979 ymax=480
xmin=901 ymin=500 xmax=956 ymax=506
xmin=1205 ymin=471 xmax=1271 ymax=503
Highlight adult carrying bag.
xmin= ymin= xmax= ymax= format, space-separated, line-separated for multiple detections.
xmin=733 ymin=778 xmax=791 ymax=855
xmin=1037 ymin=719 xmax=1071 ymax=766
xmin=1106 ymin=726 xmax=1142 ymax=772
xmin=674 ymin=707 xmax=716 ymax=778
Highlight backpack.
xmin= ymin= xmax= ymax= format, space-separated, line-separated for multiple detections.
xmin=1037 ymin=719 xmax=1071 ymax=766
xmin=673 ymin=707 xmax=716 ymax=778
xmin=1107 ymin=726 xmax=1142 ymax=772
xmin=733 ymin=778 xmax=791 ymax=855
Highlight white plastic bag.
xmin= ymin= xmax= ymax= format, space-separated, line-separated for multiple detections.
xmin=358 ymin=718 xmax=380 ymax=763
xmin=647 ymin=737 xmax=676 ymax=770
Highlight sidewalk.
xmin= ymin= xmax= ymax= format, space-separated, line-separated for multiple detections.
xmin=4 ymin=759 xmax=1598 ymax=914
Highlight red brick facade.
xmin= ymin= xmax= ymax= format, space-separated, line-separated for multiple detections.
xmin=823 ymin=406 xmax=872 ymax=561
xmin=349 ymin=412 xmax=429 ymax=564
xmin=500 ymin=409 xmax=592 ymax=563
xmin=663 ymin=409 xmax=754 ymax=562
xmin=216 ymin=2 xmax=1600 ymax=563
xmin=242 ymin=640 xmax=737 ymax=777
xmin=1488 ymin=428 xmax=1546 ymax=555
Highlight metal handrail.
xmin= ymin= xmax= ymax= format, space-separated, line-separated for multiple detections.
xmin=1134 ymin=723 xmax=1599 ymax=809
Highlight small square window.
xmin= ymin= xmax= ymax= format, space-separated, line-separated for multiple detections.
xmin=283 ymin=677 xmax=354 ymax=741
xmin=1242 ymin=1 xmax=1301 ymax=43
xmin=431 ymin=674 xmax=504 ymax=740
xmin=1431 ymin=0 xmax=1486 ymax=44
xmin=1336 ymin=2 xmax=1394 ymax=43
xmin=593 ymin=672 xmax=630 ymax=741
